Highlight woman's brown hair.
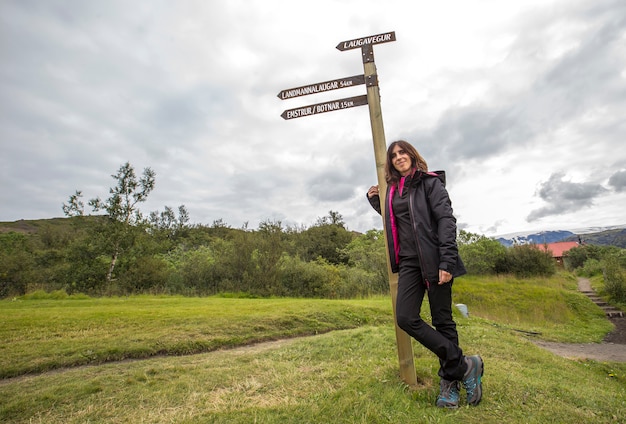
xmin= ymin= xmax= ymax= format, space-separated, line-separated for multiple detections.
xmin=385 ymin=140 xmax=428 ymax=185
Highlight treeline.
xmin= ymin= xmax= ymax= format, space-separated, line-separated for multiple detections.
xmin=1 ymin=220 xmax=557 ymax=299
xmin=3 ymin=220 xmax=626 ymax=300
xmin=1 ymin=162 xmax=624 ymax=300
xmin=0 ymin=213 xmax=389 ymax=298
xmin=1 ymin=162 xmax=389 ymax=299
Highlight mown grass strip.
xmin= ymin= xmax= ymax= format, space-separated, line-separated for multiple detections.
xmin=0 ymin=273 xmax=616 ymax=380
xmin=0 ymin=296 xmax=393 ymax=378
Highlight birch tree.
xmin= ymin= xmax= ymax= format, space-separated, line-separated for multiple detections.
xmin=63 ymin=162 xmax=156 ymax=283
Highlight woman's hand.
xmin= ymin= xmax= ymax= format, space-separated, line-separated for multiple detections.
xmin=438 ymin=269 xmax=452 ymax=285
xmin=367 ymin=185 xmax=379 ymax=198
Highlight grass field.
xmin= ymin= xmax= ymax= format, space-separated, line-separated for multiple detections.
xmin=1 ymin=273 xmax=625 ymax=423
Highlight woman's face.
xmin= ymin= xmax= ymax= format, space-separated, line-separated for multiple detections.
xmin=390 ymin=144 xmax=413 ymax=176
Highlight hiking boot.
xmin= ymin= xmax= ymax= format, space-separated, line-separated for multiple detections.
xmin=436 ymin=379 xmax=460 ymax=408
xmin=462 ymin=355 xmax=484 ymax=406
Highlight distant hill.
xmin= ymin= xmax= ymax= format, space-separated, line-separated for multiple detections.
xmin=497 ymin=227 xmax=626 ymax=248
xmin=0 ymin=217 xmax=74 ymax=234
xmin=564 ymin=228 xmax=626 ymax=248
xmin=0 ymin=216 xmax=108 ymax=237
xmin=3 ymin=218 xmax=626 ymax=249
xmin=496 ymin=230 xmax=575 ymax=247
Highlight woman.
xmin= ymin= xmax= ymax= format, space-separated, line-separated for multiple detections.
xmin=367 ymin=140 xmax=483 ymax=408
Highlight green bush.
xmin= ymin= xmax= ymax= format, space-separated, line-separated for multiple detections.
xmin=278 ymin=255 xmax=329 ymax=297
xmin=564 ymin=244 xmax=623 ymax=271
xmin=338 ymin=266 xmax=385 ymax=298
xmin=117 ymin=256 xmax=171 ymax=294
xmin=617 ymin=249 xmax=626 ymax=269
xmin=342 ymin=230 xmax=388 ymax=290
xmin=181 ymin=246 xmax=218 ymax=294
xmin=603 ymin=255 xmax=626 ymax=302
xmin=0 ymin=232 xmax=36 ymax=297
xmin=295 ymin=222 xmax=355 ymax=265
xmin=576 ymin=258 xmax=603 ymax=277
xmin=498 ymin=244 xmax=556 ymax=278
xmin=458 ymin=231 xmax=507 ymax=275
xmin=163 ymin=244 xmax=221 ymax=295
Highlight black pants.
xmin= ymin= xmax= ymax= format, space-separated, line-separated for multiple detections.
xmin=395 ymin=259 xmax=466 ymax=381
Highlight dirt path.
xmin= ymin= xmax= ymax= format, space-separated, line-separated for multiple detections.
xmin=532 ymin=278 xmax=626 ymax=362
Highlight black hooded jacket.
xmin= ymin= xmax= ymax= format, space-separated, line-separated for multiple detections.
xmin=368 ymin=170 xmax=466 ymax=284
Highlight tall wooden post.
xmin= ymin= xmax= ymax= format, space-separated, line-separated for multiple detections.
xmin=279 ymin=31 xmax=416 ymax=386
xmin=361 ymin=44 xmax=417 ymax=387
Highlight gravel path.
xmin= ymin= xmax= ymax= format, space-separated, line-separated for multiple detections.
xmin=532 ymin=278 xmax=626 ymax=362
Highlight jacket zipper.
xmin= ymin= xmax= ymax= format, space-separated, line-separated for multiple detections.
xmin=408 ymin=186 xmax=431 ymax=290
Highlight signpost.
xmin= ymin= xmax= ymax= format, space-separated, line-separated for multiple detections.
xmin=278 ymin=31 xmax=417 ymax=387
xmin=280 ymin=95 xmax=368 ymax=120
xmin=335 ymin=31 xmax=396 ymax=51
xmin=277 ymin=75 xmax=365 ymax=100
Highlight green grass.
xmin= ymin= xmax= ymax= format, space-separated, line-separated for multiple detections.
xmin=589 ymin=275 xmax=626 ymax=311
xmin=0 ymin=295 xmax=392 ymax=378
xmin=1 ymin=274 xmax=625 ymax=423
xmin=453 ymin=273 xmax=613 ymax=342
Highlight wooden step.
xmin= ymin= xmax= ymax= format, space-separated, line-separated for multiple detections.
xmin=578 ymin=286 xmax=625 ymax=318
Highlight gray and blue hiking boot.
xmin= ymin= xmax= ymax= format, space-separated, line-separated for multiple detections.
xmin=462 ymin=355 xmax=484 ymax=406
xmin=436 ymin=379 xmax=460 ymax=408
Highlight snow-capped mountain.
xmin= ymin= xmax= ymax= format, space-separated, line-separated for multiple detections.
xmin=496 ymin=230 xmax=575 ymax=247
xmin=495 ymin=225 xmax=626 ymax=247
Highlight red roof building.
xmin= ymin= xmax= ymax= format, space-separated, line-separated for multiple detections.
xmin=538 ymin=241 xmax=580 ymax=265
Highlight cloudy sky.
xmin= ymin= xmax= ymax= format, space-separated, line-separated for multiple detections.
xmin=1 ymin=0 xmax=625 ymax=237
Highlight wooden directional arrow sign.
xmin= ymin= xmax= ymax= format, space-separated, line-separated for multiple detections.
xmin=336 ymin=31 xmax=396 ymax=51
xmin=277 ymin=75 xmax=365 ymax=100
xmin=280 ymin=95 xmax=368 ymax=120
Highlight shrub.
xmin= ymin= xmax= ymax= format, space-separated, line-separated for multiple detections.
xmin=498 ymin=244 xmax=556 ymax=278
xmin=576 ymin=258 xmax=603 ymax=278
xmin=458 ymin=231 xmax=507 ymax=275
xmin=564 ymin=244 xmax=622 ymax=271
xmin=603 ymin=255 xmax=626 ymax=302
xmin=342 ymin=230 xmax=388 ymax=290
xmin=117 ymin=256 xmax=171 ymax=294
xmin=338 ymin=266 xmax=386 ymax=297
xmin=278 ymin=255 xmax=329 ymax=297
xmin=181 ymin=246 xmax=218 ymax=294
xmin=0 ymin=233 xmax=36 ymax=297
